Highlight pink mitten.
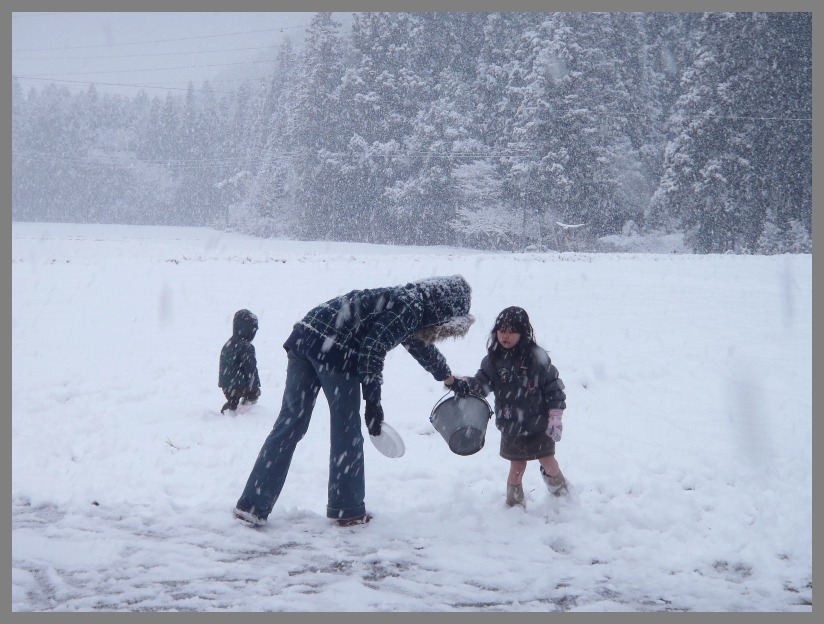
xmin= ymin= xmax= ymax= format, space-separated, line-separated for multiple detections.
xmin=547 ymin=409 xmax=564 ymax=442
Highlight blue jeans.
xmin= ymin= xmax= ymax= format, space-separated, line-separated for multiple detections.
xmin=235 ymin=351 xmax=366 ymax=521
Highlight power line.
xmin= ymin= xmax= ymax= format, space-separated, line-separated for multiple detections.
xmin=17 ymin=57 xmax=282 ymax=77
xmin=13 ymin=76 xmax=240 ymax=95
xmin=15 ymin=149 xmax=539 ymax=171
xmin=12 ymin=12 xmax=76 ymax=18
xmin=13 ymin=24 xmax=310 ymax=53
xmin=14 ymin=43 xmax=283 ymax=62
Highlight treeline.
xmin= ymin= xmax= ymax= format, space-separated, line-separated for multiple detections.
xmin=12 ymin=12 xmax=812 ymax=253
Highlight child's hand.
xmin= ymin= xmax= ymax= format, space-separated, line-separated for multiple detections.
xmin=547 ymin=408 xmax=564 ymax=442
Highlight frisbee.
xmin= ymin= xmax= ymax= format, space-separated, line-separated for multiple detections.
xmin=369 ymin=421 xmax=406 ymax=458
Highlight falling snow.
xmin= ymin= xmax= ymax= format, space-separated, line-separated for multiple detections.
xmin=11 ymin=222 xmax=811 ymax=612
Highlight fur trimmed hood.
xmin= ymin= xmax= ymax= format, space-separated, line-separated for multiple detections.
xmin=409 ymin=275 xmax=474 ymax=343
xmin=413 ymin=313 xmax=475 ymax=343
xmin=410 ymin=275 xmax=472 ymax=326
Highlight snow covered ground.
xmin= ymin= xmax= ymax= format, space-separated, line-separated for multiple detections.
xmin=11 ymin=222 xmax=812 ymax=612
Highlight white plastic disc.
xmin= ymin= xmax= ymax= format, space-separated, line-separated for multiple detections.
xmin=369 ymin=421 xmax=406 ymax=458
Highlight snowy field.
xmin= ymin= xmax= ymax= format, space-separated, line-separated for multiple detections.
xmin=11 ymin=222 xmax=812 ymax=612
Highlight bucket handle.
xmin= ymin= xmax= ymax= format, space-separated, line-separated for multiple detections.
xmin=430 ymin=390 xmax=493 ymax=420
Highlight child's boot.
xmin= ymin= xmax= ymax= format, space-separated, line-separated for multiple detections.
xmin=506 ymin=482 xmax=526 ymax=508
xmin=540 ymin=466 xmax=569 ymax=497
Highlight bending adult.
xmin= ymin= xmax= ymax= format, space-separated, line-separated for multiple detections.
xmin=234 ymin=275 xmax=474 ymax=527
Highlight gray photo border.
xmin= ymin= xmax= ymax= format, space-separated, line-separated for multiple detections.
xmin=4 ymin=1 xmax=818 ymax=624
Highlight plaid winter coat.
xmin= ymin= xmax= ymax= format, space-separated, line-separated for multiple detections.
xmin=283 ymin=275 xmax=472 ymax=403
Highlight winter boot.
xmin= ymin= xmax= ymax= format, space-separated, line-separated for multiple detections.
xmin=337 ymin=513 xmax=373 ymax=527
xmin=506 ymin=482 xmax=526 ymax=508
xmin=540 ymin=466 xmax=568 ymax=497
xmin=233 ymin=507 xmax=266 ymax=528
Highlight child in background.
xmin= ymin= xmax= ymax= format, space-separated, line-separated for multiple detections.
xmin=219 ymin=309 xmax=261 ymax=414
xmin=449 ymin=306 xmax=568 ymax=508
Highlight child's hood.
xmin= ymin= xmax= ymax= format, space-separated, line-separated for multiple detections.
xmin=233 ymin=309 xmax=258 ymax=340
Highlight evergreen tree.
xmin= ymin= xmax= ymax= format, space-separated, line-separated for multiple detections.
xmin=640 ymin=12 xmax=703 ymax=232
xmin=460 ymin=12 xmax=544 ymax=250
xmin=10 ymin=11 xmax=810 ymax=254
xmin=241 ymin=37 xmax=302 ymax=236
xmin=14 ymin=84 xmax=92 ymax=222
xmin=384 ymin=67 xmax=468 ymax=246
xmin=502 ymin=13 xmax=571 ymax=249
xmin=172 ymin=83 xmax=211 ymax=225
xmin=382 ymin=13 xmax=487 ymax=245
xmin=341 ymin=12 xmax=431 ymax=242
xmin=291 ymin=12 xmax=349 ymax=239
xmin=532 ymin=12 xmax=647 ymax=238
xmin=652 ymin=13 xmax=781 ymax=253
xmin=12 ymin=77 xmax=34 ymax=220
xmin=126 ymin=90 xmax=180 ymax=222
xmin=80 ymin=88 xmax=135 ymax=223
xmin=752 ymin=13 xmax=812 ymax=240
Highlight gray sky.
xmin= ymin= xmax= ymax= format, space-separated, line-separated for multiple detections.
xmin=12 ymin=12 xmax=327 ymax=97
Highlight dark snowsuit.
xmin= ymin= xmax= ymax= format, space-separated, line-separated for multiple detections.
xmin=236 ymin=275 xmax=473 ymax=522
xmin=219 ymin=309 xmax=261 ymax=413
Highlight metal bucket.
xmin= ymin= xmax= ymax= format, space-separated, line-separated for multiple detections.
xmin=429 ymin=393 xmax=493 ymax=456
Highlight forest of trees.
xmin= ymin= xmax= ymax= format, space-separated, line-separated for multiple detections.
xmin=12 ymin=12 xmax=812 ymax=254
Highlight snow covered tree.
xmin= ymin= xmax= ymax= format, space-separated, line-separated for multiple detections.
xmin=639 ymin=13 xmax=703 ymax=190
xmin=451 ymin=159 xmax=521 ymax=250
xmin=383 ymin=68 xmax=467 ymax=246
xmin=11 ymin=77 xmax=35 ymax=219
xmin=525 ymin=12 xmax=648 ymax=239
xmin=461 ymin=13 xmax=551 ymax=249
xmin=751 ymin=13 xmax=812 ymax=242
xmin=756 ymin=212 xmax=784 ymax=254
xmin=499 ymin=13 xmax=571 ymax=249
xmin=124 ymin=92 xmax=181 ymax=224
xmin=238 ymin=37 xmax=302 ymax=237
xmin=340 ymin=12 xmax=430 ymax=243
xmin=757 ymin=210 xmax=812 ymax=254
xmin=12 ymin=84 xmax=95 ymax=222
xmin=11 ymin=11 xmax=808 ymax=255
xmin=651 ymin=12 xmax=809 ymax=253
xmin=785 ymin=220 xmax=812 ymax=253
xmin=170 ymin=82 xmax=226 ymax=226
xmin=381 ymin=13 xmax=487 ymax=245
xmin=291 ymin=12 xmax=350 ymax=240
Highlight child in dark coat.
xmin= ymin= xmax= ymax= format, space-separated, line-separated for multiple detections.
xmin=219 ymin=309 xmax=261 ymax=414
xmin=451 ymin=306 xmax=568 ymax=508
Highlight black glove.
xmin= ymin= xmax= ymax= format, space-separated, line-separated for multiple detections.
xmin=448 ymin=378 xmax=471 ymax=398
xmin=364 ymin=400 xmax=384 ymax=437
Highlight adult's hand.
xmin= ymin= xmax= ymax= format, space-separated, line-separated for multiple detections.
xmin=448 ymin=378 xmax=471 ymax=398
xmin=365 ymin=400 xmax=384 ymax=436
